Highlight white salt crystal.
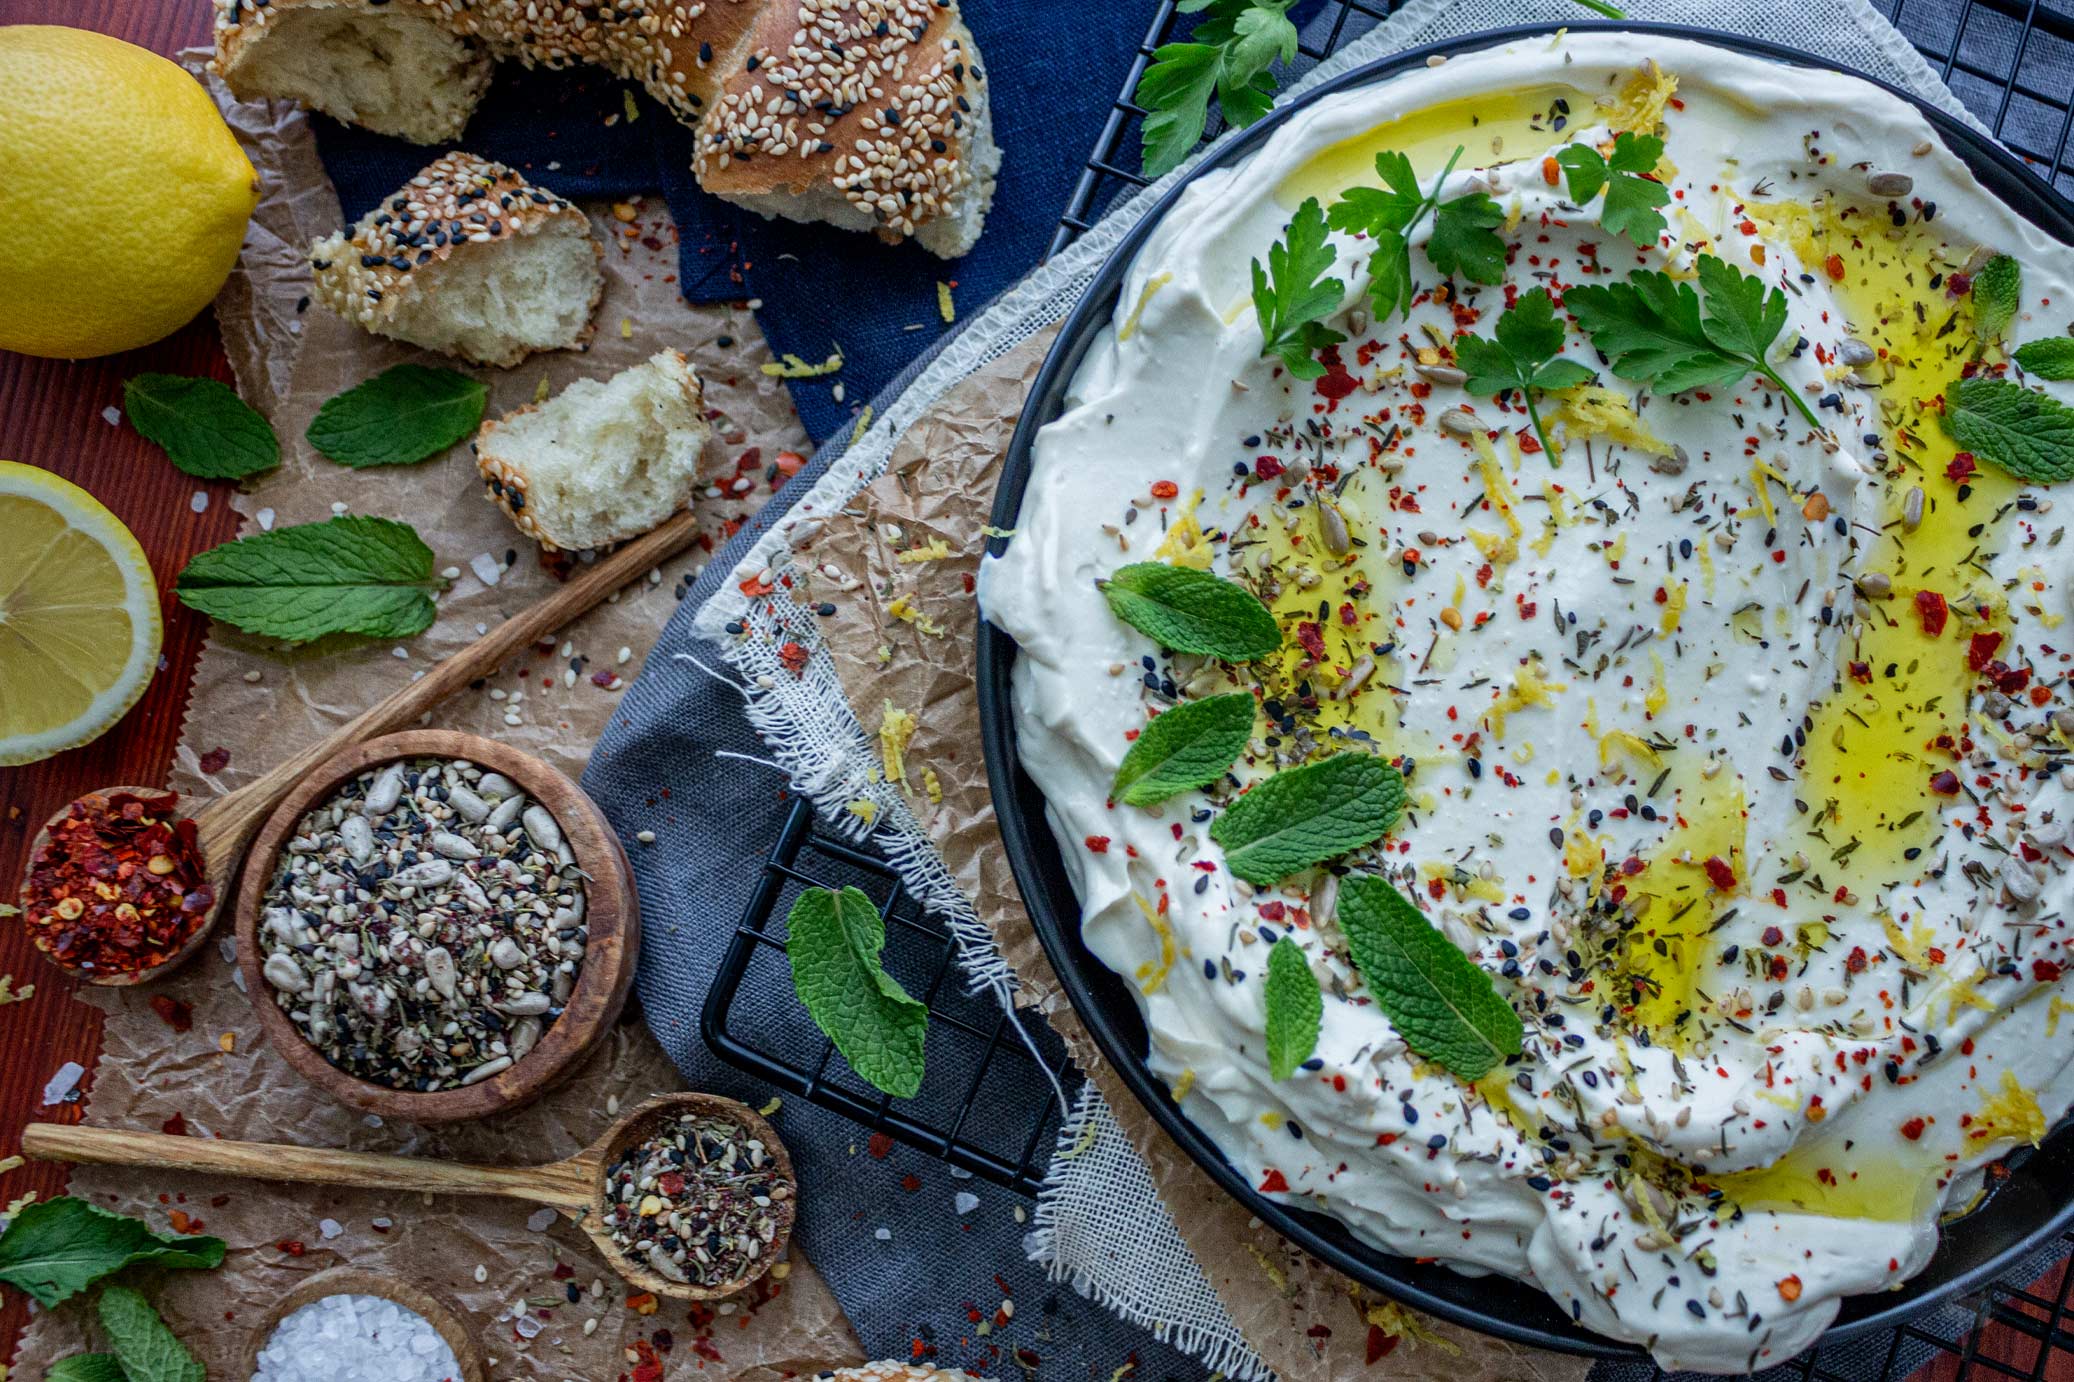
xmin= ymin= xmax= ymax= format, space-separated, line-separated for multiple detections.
xmin=469 ymin=552 xmax=504 ymax=586
xmin=252 ymin=1292 xmax=462 ymax=1382
xmin=191 ymin=490 xmax=208 ymax=513
xmin=257 ymin=507 xmax=276 ymax=531
xmin=391 ymin=647 xmax=410 ymax=661
xmin=363 ymin=1114 xmax=384 ymax=1129
xmin=41 ymin=1061 xmax=83 ymax=1106
xmin=874 ymin=1227 xmax=892 ymax=1241
xmin=101 ymin=406 xmax=120 ymax=426
xmin=440 ymin=566 xmax=461 ymax=580
xmin=330 ymin=501 xmax=348 ymax=516
xmin=526 ymin=1207 xmax=558 ymax=1232
xmin=318 ymin=1217 xmax=343 ymax=1240
xmin=219 ymin=936 xmax=239 ymax=964
xmin=954 ymin=1192 xmax=980 ymax=1215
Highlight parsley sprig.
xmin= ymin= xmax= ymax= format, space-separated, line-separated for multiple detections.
xmin=1453 ymin=288 xmax=1596 ymax=460
xmin=1565 ymin=255 xmax=1826 ymax=433
xmin=1250 ymin=196 xmax=1346 ymax=381
xmin=1555 ymin=132 xmax=1671 ymax=250
xmin=1136 ymin=0 xmax=1299 ymax=178
xmin=1327 ymin=146 xmax=1507 ymax=323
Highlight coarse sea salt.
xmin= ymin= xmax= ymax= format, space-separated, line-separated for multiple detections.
xmin=251 ymin=1292 xmax=462 ymax=1382
xmin=469 ymin=552 xmax=504 ymax=587
xmin=42 ymin=1061 xmax=84 ymax=1106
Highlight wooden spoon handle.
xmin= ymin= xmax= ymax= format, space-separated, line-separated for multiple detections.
xmin=21 ymin=1123 xmax=596 ymax=1213
xmin=190 ymin=510 xmax=702 ymax=881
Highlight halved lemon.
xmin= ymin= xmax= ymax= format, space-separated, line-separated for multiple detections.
xmin=0 ymin=462 xmax=162 ymax=765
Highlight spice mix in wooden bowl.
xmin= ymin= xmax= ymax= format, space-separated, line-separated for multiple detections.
xmin=235 ymin=729 xmax=637 ymax=1122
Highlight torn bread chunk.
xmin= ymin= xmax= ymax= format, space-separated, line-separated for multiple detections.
xmin=212 ymin=0 xmax=492 ymax=145
xmin=308 ymin=153 xmax=603 ymax=369
xmin=474 ymin=349 xmax=711 ymax=551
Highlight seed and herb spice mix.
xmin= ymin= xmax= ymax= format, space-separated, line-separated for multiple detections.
xmin=604 ymin=1111 xmax=792 ymax=1289
xmin=259 ymin=757 xmax=586 ymax=1090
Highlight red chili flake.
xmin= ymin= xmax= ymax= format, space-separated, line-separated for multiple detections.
xmin=1947 ymin=272 xmax=1974 ymax=297
xmin=197 ymin=747 xmax=231 ymax=775
xmin=1849 ymin=661 xmax=1872 ymax=683
xmin=1084 ymin=835 xmax=1111 ymax=854
xmin=1914 ymin=590 xmax=1949 ymax=636
xmin=738 ymin=574 xmax=773 ymax=598
xmin=1899 ymin=1117 xmax=1927 ymax=1141
xmin=1295 ymin=622 xmax=1327 ymax=661
xmin=161 ymin=1112 xmax=187 ymax=1136
xmin=774 ymin=449 xmax=807 ymax=480
xmin=867 ymin=1132 xmax=895 ymax=1159
xmin=1703 ymin=856 xmax=1737 ymax=891
xmin=1150 ymin=480 xmax=1180 ymax=500
xmin=169 ymin=1209 xmax=196 ymax=1234
xmin=276 ymin=1240 xmax=306 ymax=1256
xmin=1366 ymin=1325 xmax=1401 ymax=1364
xmin=900 ymin=1173 xmax=922 ymax=1192
xmin=2034 ymin=959 xmax=2064 ymax=983
xmin=629 ymin=1339 xmax=666 ymax=1382
xmin=590 ymin=670 xmax=617 ymax=687
xmin=1761 ymin=925 xmax=1784 ymax=947
xmin=1823 ymin=254 xmax=1846 ymax=282
xmin=552 ymin=1262 xmax=576 ymax=1279
xmin=777 ymin=641 xmax=810 ymax=676
xmin=148 ymin=994 xmax=194 ymax=1032
xmin=21 ymin=791 xmax=211 ymax=977
xmin=657 ymin=1170 xmax=685 ymax=1197
xmin=1254 ymin=456 xmax=1284 ymax=479
xmin=1930 ymin=769 xmax=1962 ymax=795
xmin=1968 ymin=632 xmax=2004 ymax=670
xmin=1945 ymin=452 xmax=1978 ymax=484
xmin=1845 ymin=946 xmax=1869 ymax=973
xmin=1777 ymin=1275 xmax=1803 ymax=1302
xmin=1259 ymin=1169 xmax=1290 ymax=1193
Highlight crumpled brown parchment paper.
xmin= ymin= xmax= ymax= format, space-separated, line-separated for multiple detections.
xmin=785 ymin=335 xmax=1594 ymax=1382
xmin=12 ymin=70 xmax=867 ymax=1381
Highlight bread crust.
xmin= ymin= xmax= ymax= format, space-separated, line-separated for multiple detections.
xmin=692 ymin=0 xmax=991 ymax=250
xmin=307 ymin=152 xmax=604 ymax=368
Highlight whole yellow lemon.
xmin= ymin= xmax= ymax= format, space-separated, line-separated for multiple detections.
xmin=0 ymin=26 xmax=259 ymax=359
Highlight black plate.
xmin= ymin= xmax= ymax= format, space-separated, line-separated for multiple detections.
xmin=977 ymin=22 xmax=2074 ymax=1361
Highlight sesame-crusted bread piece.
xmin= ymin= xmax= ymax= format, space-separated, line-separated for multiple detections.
xmin=474 ymin=349 xmax=711 ymax=551
xmin=212 ymin=0 xmax=492 ymax=145
xmin=308 ymin=153 xmax=604 ymax=369
xmin=692 ymin=1 xmax=997 ymax=258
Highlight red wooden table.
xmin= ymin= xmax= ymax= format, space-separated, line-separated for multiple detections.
xmin=2 ymin=4 xmax=2071 ymax=1378
xmin=0 ymin=3 xmax=234 ymax=1367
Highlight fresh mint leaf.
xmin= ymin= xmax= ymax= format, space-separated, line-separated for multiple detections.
xmin=1251 ymin=197 xmax=1346 ymax=380
xmin=0 ymin=1197 xmax=224 ymax=1309
xmin=306 ymin=364 xmax=487 ymax=469
xmin=785 ymin=886 xmax=928 ymax=1098
xmin=99 ymin=1285 xmax=202 ymax=1382
xmin=1210 ymin=753 xmax=1405 ymax=884
xmin=1326 ymin=147 xmax=1504 ymax=320
xmin=47 ymin=1356 xmax=129 ymax=1382
xmin=1101 ymin=563 xmax=1282 ymax=661
xmin=2016 ymin=337 xmax=2074 ymax=380
xmin=1452 ymin=288 xmax=1595 ymax=458
xmin=1335 ymin=873 xmax=1522 ymax=1081
xmin=123 ymin=374 xmax=278 ymax=481
xmin=1264 ymin=937 xmax=1322 ymax=1079
xmin=1566 ymin=257 xmax=1825 ymax=432
xmin=1136 ymin=0 xmax=1298 ymax=177
xmin=174 ymin=515 xmax=446 ymax=644
xmin=1556 ymin=133 xmax=1668 ymax=249
xmin=1972 ymin=254 xmax=2021 ymax=346
xmin=1114 ymin=692 xmax=1256 ymax=806
xmin=1941 ymin=376 xmax=2074 ymax=483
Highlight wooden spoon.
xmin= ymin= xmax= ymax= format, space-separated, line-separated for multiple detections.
xmin=15 ymin=511 xmax=699 ymax=986
xmin=20 ymin=1091 xmax=796 ymax=1302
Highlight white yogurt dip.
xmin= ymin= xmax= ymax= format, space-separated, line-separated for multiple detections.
xmin=981 ymin=30 xmax=2074 ymax=1371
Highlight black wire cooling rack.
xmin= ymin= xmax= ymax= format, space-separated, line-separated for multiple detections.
xmin=705 ymin=1 xmax=2074 ymax=1374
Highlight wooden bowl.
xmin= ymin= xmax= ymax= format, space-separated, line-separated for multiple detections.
xmin=18 ymin=786 xmax=223 ymax=987
xmin=234 ymin=730 xmax=638 ymax=1124
xmin=243 ymin=1267 xmax=487 ymax=1382
xmin=577 ymin=1093 xmax=798 ymax=1301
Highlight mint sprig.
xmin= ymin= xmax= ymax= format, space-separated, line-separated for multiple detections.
xmin=1251 ymin=197 xmax=1346 ymax=380
xmin=1210 ymin=752 xmax=1405 ymax=884
xmin=1336 ymin=874 xmax=1522 ymax=1081
xmin=1971 ymin=254 xmax=2021 ymax=346
xmin=47 ymin=1357 xmax=128 ymax=1382
xmin=1452 ymin=288 xmax=1595 ymax=460
xmin=2015 ymin=338 xmax=2074 ymax=381
xmin=99 ymin=1284 xmax=203 ymax=1382
xmin=123 ymin=374 xmax=278 ymax=480
xmin=1941 ymin=376 xmax=2074 ymax=483
xmin=1101 ymin=563 xmax=1282 ymax=661
xmin=1264 ymin=936 xmax=1322 ymax=1079
xmin=174 ymin=515 xmax=446 ymax=644
xmin=1114 ymin=692 xmax=1256 ymax=806
xmin=1565 ymin=255 xmax=1825 ymax=433
xmin=0 ymin=1197 xmax=225 ymax=1308
xmin=786 ymin=886 xmax=928 ymax=1098
xmin=1327 ymin=147 xmax=1506 ymax=323
xmin=307 ymin=364 xmax=487 ymax=469
xmin=1135 ymin=0 xmax=1299 ymax=178
xmin=1555 ymin=132 xmax=1670 ymax=250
